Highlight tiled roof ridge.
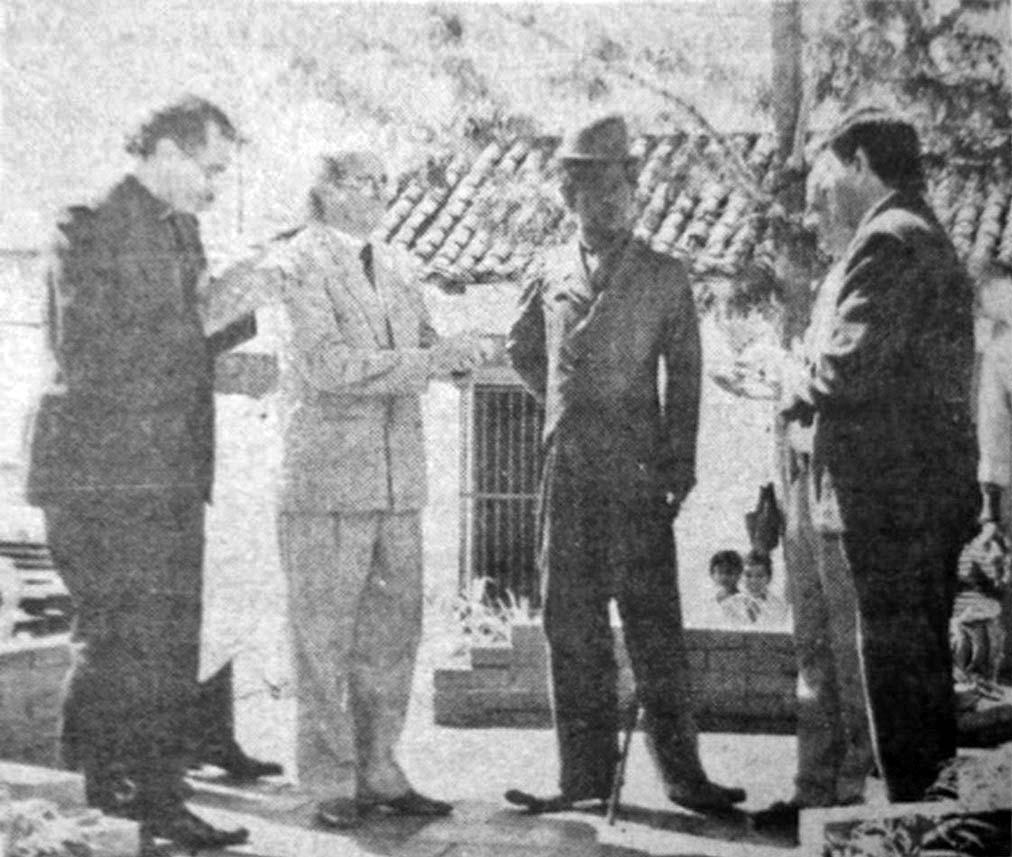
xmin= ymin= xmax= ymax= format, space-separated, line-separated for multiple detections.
xmin=382 ymin=129 xmax=1011 ymax=289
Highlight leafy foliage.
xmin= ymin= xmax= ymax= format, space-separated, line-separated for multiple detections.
xmin=809 ymin=0 xmax=1011 ymax=162
xmin=823 ymin=746 xmax=1012 ymax=856
xmin=452 ymin=576 xmax=535 ymax=649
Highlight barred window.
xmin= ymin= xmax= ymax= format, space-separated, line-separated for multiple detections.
xmin=460 ymin=383 xmax=544 ymax=608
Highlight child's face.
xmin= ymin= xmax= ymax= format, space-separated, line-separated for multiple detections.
xmin=743 ymin=563 xmax=771 ymax=598
xmin=711 ymin=564 xmax=740 ymax=596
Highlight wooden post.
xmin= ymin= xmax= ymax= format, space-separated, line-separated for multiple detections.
xmin=771 ymin=0 xmax=803 ymax=166
xmin=770 ymin=0 xmax=812 ymax=344
xmin=769 ymin=0 xmax=818 ymax=534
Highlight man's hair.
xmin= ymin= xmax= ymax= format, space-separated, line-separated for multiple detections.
xmin=744 ymin=550 xmax=773 ymax=577
xmin=307 ymin=151 xmax=386 ymax=221
xmin=825 ymin=109 xmax=925 ymax=194
xmin=709 ymin=550 xmax=744 ymax=575
xmin=126 ymin=96 xmax=239 ymax=158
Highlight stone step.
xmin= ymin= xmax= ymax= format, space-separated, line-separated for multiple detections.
xmin=0 ymin=759 xmax=85 ymax=808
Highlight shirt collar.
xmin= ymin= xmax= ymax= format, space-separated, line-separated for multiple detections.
xmin=124 ymin=173 xmax=178 ymax=222
xmin=578 ymin=229 xmax=631 ymax=259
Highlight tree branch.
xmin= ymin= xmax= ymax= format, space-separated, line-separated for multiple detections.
xmin=490 ymin=6 xmax=774 ymax=205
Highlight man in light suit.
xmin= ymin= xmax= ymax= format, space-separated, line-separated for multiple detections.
xmin=780 ymin=109 xmax=978 ymax=803
xmin=505 ymin=115 xmax=745 ymax=815
xmin=202 ymin=152 xmax=487 ymax=829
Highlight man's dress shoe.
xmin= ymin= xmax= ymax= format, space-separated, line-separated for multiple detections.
xmin=316 ymin=797 xmax=362 ymax=829
xmin=201 ymin=743 xmax=283 ymax=781
xmin=667 ymin=778 xmax=747 ymax=813
xmin=504 ymin=789 xmax=606 ymax=814
xmin=358 ymin=789 xmax=453 ymax=817
xmin=143 ymin=806 xmax=249 ymax=852
xmin=751 ymin=800 xmax=801 ymax=841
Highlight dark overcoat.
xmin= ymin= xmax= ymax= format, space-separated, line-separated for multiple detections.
xmin=26 ymin=176 xmax=215 ymax=503
xmin=507 ymin=232 xmax=706 ymax=797
xmin=508 ymin=234 xmax=701 ymax=504
xmin=784 ymin=190 xmax=977 ymax=534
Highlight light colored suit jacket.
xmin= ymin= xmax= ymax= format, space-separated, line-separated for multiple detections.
xmin=204 ymin=224 xmax=438 ymax=514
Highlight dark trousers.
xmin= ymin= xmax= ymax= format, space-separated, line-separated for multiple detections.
xmin=839 ymin=481 xmax=976 ymax=802
xmin=192 ymin=662 xmax=237 ymax=758
xmin=539 ymin=439 xmax=705 ymax=798
xmin=45 ymin=491 xmax=204 ymax=812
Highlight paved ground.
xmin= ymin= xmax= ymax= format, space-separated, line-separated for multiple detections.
xmin=175 ymin=608 xmax=894 ymax=857
xmin=186 ymin=727 xmax=820 ymax=857
xmin=181 ymin=667 xmax=896 ymax=857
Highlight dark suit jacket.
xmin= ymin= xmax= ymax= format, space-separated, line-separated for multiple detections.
xmin=783 ymin=190 xmax=976 ymax=532
xmin=26 ymin=176 xmax=218 ymax=503
xmin=508 ymin=234 xmax=701 ymax=502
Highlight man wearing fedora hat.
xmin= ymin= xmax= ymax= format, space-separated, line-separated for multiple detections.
xmin=505 ymin=115 xmax=746 ymax=814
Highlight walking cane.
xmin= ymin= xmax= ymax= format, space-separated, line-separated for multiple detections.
xmin=607 ymin=702 xmax=640 ymax=825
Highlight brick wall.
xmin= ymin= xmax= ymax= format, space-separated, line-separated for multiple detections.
xmin=435 ymin=623 xmax=797 ymax=733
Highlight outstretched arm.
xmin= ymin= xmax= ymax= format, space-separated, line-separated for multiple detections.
xmin=507 ymin=277 xmax=548 ymax=404
xmin=782 ymin=232 xmax=914 ymax=421
xmin=200 ymin=250 xmax=283 ymax=336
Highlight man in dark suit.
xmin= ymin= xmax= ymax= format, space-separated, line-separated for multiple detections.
xmin=780 ymin=109 xmax=977 ymax=804
xmin=505 ymin=115 xmax=745 ymax=814
xmin=26 ymin=96 xmax=250 ymax=851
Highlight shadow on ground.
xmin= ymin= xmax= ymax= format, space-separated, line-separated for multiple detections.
xmin=186 ymin=773 xmax=798 ymax=857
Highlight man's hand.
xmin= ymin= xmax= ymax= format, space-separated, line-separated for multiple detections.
xmin=779 ymin=357 xmax=817 ymax=425
xmin=430 ymin=331 xmax=499 ymax=377
xmin=663 ymin=484 xmax=693 ymax=520
xmin=710 ymin=342 xmax=797 ymax=401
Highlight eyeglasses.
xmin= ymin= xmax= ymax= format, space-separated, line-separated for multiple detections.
xmin=177 ymin=143 xmax=229 ymax=182
xmin=340 ymin=173 xmax=389 ymax=201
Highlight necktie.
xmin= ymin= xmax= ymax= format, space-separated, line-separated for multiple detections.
xmin=360 ymin=243 xmax=395 ymax=346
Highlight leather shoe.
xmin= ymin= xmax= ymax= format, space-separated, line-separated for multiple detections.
xmin=752 ymin=800 xmax=801 ymax=842
xmin=359 ymin=789 xmax=453 ymax=817
xmin=667 ymin=779 xmax=746 ymax=813
xmin=504 ymin=789 xmax=606 ymax=814
xmin=316 ymin=797 xmax=362 ymax=829
xmin=201 ymin=743 xmax=283 ymax=781
xmin=143 ymin=806 xmax=249 ymax=852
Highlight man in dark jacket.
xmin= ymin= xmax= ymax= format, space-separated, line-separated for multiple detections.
xmin=780 ymin=109 xmax=978 ymax=803
xmin=25 ymin=96 xmax=250 ymax=851
xmin=504 ymin=115 xmax=745 ymax=814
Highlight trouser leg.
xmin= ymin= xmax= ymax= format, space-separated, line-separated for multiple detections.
xmin=351 ymin=511 xmax=423 ymax=797
xmin=784 ymin=464 xmax=844 ymax=807
xmin=844 ymin=526 xmax=955 ymax=802
xmin=47 ymin=503 xmax=121 ymax=805
xmin=613 ymin=497 xmax=705 ymax=787
xmin=46 ymin=493 xmax=203 ymax=813
xmin=819 ymin=532 xmax=872 ymax=804
xmin=191 ymin=662 xmax=236 ymax=759
xmin=279 ymin=512 xmax=375 ymax=799
xmin=540 ymin=448 xmax=617 ymax=798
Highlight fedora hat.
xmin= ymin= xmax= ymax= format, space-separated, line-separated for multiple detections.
xmin=557 ymin=115 xmax=636 ymax=163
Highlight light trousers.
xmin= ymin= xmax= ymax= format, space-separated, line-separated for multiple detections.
xmin=783 ymin=451 xmax=873 ymax=807
xmin=279 ymin=510 xmax=423 ymax=800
